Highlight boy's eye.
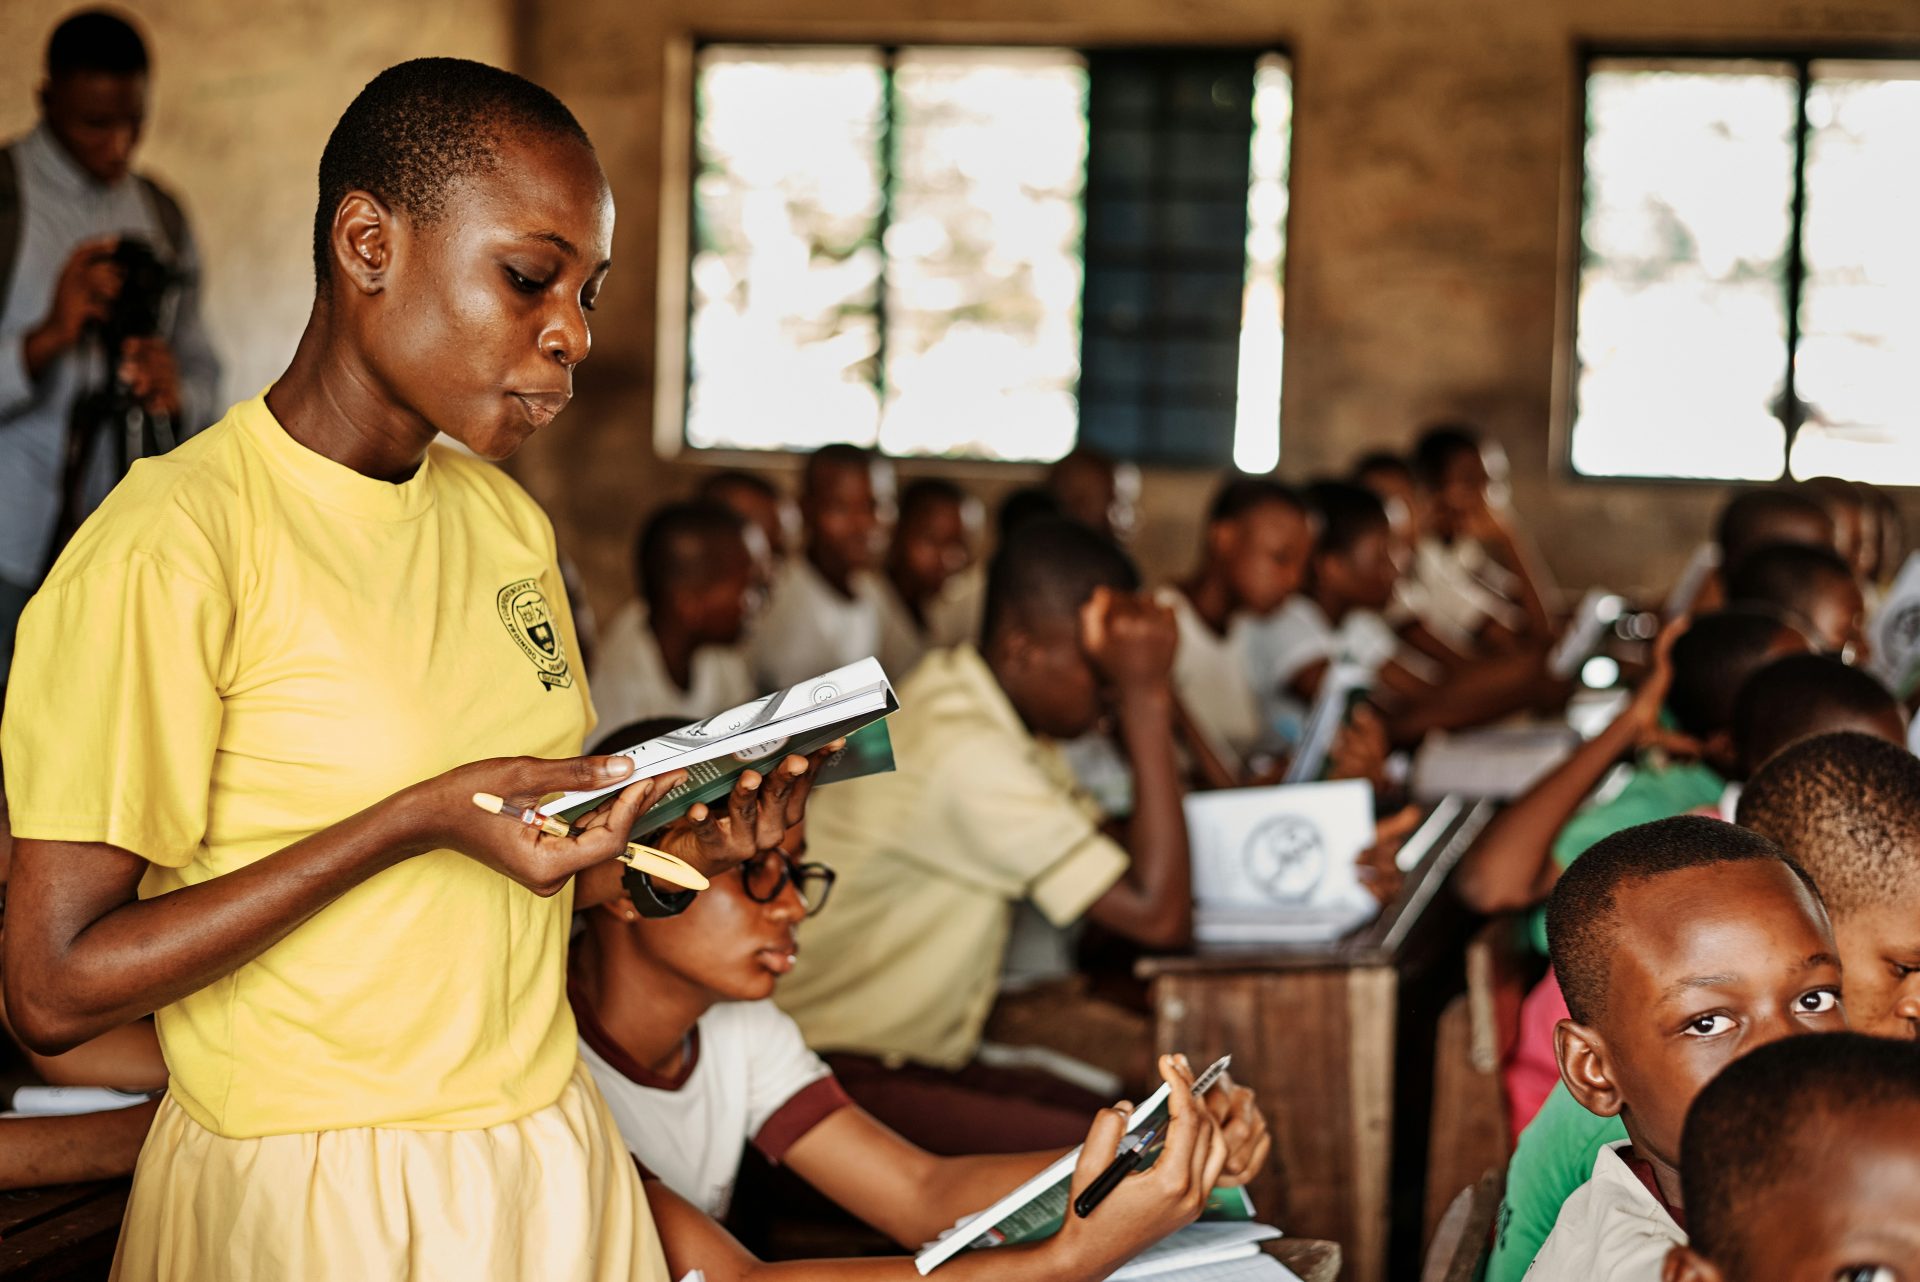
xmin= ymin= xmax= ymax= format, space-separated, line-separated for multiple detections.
xmin=1837 ymin=1267 xmax=1896 ymax=1282
xmin=1798 ymin=989 xmax=1842 ymax=1014
xmin=504 ymin=267 xmax=549 ymax=294
xmin=1682 ymin=1014 xmax=1734 ymax=1037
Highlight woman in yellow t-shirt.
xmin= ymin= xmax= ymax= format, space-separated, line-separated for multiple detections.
xmin=0 ymin=59 xmax=821 ymax=1282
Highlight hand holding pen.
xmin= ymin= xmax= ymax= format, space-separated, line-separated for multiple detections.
xmin=1057 ymin=1055 xmax=1231 ymax=1273
xmin=461 ymin=741 xmax=844 ymax=896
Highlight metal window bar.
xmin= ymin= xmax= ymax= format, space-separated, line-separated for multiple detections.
xmin=1568 ymin=44 xmax=1920 ymax=486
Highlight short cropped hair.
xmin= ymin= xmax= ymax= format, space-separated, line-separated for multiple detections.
xmin=996 ymin=487 xmax=1061 ymax=543
xmin=1208 ymin=477 xmax=1305 ymax=525
xmin=1715 ymin=488 xmax=1835 ymax=576
xmin=1682 ymin=1032 xmax=1920 ymax=1278
xmin=1725 ymin=541 xmax=1857 ymax=639
xmin=47 ymin=9 xmax=148 ymax=77
xmin=1733 ymin=654 xmax=1900 ymax=774
xmin=1411 ymin=423 xmax=1482 ymax=488
xmin=699 ymin=470 xmax=780 ymax=505
xmin=1546 ymin=816 xmax=1812 ymax=1027
xmin=1666 ymin=606 xmax=1797 ymax=740
xmin=314 ymin=58 xmax=590 ymax=284
xmin=1737 ymin=731 xmax=1920 ymax=918
xmin=982 ymin=517 xmax=1139 ymax=643
xmin=801 ymin=443 xmax=878 ymax=496
xmin=1305 ymin=481 xmax=1390 ymax=558
xmin=898 ymin=477 xmax=968 ymax=528
xmin=634 ymin=502 xmax=749 ymax=613
xmin=1350 ymin=451 xmax=1412 ymax=487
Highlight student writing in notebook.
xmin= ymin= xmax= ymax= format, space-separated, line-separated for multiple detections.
xmin=641 ymin=1054 xmax=1240 ymax=1282
xmin=567 ymin=725 xmax=1268 ymax=1244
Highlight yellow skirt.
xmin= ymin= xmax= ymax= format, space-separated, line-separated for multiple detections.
xmin=111 ymin=1060 xmax=669 ymax=1282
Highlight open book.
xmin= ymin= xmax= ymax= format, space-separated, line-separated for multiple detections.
xmin=540 ymin=657 xmax=899 ymax=836
xmin=915 ymin=1056 xmax=1251 ymax=1274
xmin=1108 ymin=1223 xmax=1288 ymax=1279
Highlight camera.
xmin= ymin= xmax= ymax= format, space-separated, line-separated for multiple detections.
xmin=98 ymin=236 xmax=182 ymax=356
xmin=47 ymin=236 xmax=189 ymax=564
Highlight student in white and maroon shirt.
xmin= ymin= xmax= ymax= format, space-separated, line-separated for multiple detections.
xmin=568 ymin=722 xmax=1274 ymax=1275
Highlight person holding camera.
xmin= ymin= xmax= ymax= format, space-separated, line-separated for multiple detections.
xmin=0 ymin=9 xmax=220 ymax=701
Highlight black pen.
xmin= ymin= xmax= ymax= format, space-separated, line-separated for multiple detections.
xmin=1073 ymin=1123 xmax=1163 ymax=1219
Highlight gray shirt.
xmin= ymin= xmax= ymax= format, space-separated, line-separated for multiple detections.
xmin=0 ymin=123 xmax=220 ymax=587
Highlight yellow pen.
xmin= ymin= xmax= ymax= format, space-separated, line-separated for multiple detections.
xmin=470 ymin=792 xmax=710 ymax=891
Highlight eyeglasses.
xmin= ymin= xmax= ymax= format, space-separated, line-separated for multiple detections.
xmin=740 ymin=848 xmax=836 ymax=918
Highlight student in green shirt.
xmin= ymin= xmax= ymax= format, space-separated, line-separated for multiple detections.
xmin=1479 ymin=625 xmax=1901 ymax=1282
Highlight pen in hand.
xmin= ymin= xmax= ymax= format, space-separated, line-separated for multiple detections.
xmin=470 ymin=792 xmax=710 ymax=891
xmin=1073 ymin=1123 xmax=1163 ymax=1219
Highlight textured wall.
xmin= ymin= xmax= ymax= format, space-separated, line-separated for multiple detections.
xmin=0 ymin=0 xmax=515 ymax=411
xmin=5 ymin=1 xmax=1917 ymax=630
xmin=519 ymin=0 xmax=1920 ymax=627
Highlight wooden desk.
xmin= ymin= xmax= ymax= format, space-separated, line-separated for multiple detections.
xmin=1138 ymin=800 xmax=1495 ymax=1282
xmin=0 ymin=1181 xmax=127 ymax=1281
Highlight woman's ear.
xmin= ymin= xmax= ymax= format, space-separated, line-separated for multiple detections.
xmin=1554 ymin=1017 xmax=1626 ymax=1118
xmin=331 ymin=190 xmax=395 ymax=295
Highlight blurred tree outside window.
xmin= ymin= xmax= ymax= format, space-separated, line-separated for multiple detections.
xmin=686 ymin=44 xmax=1292 ymax=468
xmin=1571 ymin=56 xmax=1920 ymax=484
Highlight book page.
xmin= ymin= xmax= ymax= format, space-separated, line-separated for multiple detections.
xmin=539 ymin=657 xmax=897 ymax=816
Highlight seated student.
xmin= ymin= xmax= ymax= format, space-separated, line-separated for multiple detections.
xmin=1664 ymin=1032 xmax=1920 ymax=1282
xmin=1804 ymin=475 xmax=1873 ymax=585
xmin=1685 ymin=486 xmax=1837 ymax=616
xmin=643 ymin=1055 xmax=1238 ymax=1282
xmin=703 ymin=470 xmax=798 ymax=566
xmin=1738 ymin=732 xmax=1920 ymax=1039
xmin=1047 ymin=446 xmax=1139 ymax=547
xmin=1457 ymin=607 xmax=1809 ymax=924
xmin=877 ymin=478 xmax=983 ymax=682
xmin=1724 ymin=540 xmax=1868 ymax=662
xmin=1247 ymin=480 xmax=1557 ymax=749
xmin=1482 ymin=702 xmax=1904 ymax=1282
xmin=749 ymin=445 xmax=895 ymax=690
xmin=1731 ymin=653 xmax=1906 ymax=777
xmin=1524 ymin=817 xmax=1845 ymax=1280
xmin=1163 ymin=478 xmax=1314 ymax=770
xmin=776 ymin=518 xmax=1192 ymax=1152
xmin=1350 ymin=452 xmax=1473 ymax=669
xmin=592 ymin=503 xmax=764 ymax=727
xmin=566 ymin=723 xmax=1269 ymax=1241
xmin=1407 ymin=423 xmax=1556 ymax=651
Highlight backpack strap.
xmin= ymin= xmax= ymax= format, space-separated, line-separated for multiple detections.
xmin=0 ymin=146 xmax=21 ymax=320
xmin=136 ymin=173 xmax=187 ymax=262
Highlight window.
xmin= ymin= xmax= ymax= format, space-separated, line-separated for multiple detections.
xmin=1570 ymin=54 xmax=1920 ymax=484
xmin=684 ymin=44 xmax=1292 ymax=467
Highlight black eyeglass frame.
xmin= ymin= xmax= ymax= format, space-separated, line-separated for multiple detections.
xmin=740 ymin=847 xmax=837 ymax=917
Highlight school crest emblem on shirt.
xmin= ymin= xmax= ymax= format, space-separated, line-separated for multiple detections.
xmin=497 ymin=579 xmax=573 ymax=690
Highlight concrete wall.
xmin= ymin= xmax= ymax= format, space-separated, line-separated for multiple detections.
xmin=6 ymin=1 xmax=1916 ymax=630
xmin=0 ymin=0 xmax=516 ymax=411
xmin=521 ymin=0 xmax=1920 ymax=628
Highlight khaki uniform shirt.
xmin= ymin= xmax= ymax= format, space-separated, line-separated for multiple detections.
xmin=776 ymin=645 xmax=1130 ymax=1069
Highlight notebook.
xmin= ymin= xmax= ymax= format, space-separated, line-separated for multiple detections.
xmin=1185 ymin=780 xmax=1377 ymax=945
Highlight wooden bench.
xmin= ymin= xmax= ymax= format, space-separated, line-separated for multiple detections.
xmin=0 ymin=1181 xmax=128 ymax=1281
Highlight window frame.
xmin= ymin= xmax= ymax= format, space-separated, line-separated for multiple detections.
xmin=664 ymin=36 xmax=1296 ymax=471
xmin=1561 ymin=40 xmax=1920 ymax=489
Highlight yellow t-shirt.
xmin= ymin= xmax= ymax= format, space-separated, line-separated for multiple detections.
xmin=1 ymin=393 xmax=594 ymax=1139
xmin=775 ymin=644 xmax=1129 ymax=1069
